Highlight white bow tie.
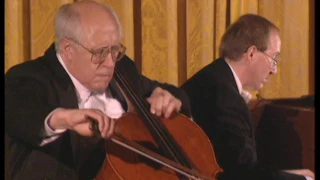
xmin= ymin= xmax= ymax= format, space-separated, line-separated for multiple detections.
xmin=88 ymin=94 xmax=124 ymax=119
xmin=241 ymin=91 xmax=252 ymax=104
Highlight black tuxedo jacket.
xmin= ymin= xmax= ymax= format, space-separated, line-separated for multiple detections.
xmin=181 ymin=58 xmax=306 ymax=180
xmin=5 ymin=44 xmax=191 ymax=180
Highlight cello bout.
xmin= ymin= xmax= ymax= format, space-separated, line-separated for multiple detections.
xmin=96 ymin=112 xmax=223 ymax=179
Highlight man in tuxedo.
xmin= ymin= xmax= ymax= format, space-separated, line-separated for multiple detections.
xmin=5 ymin=1 xmax=191 ymax=179
xmin=181 ymin=14 xmax=314 ymax=180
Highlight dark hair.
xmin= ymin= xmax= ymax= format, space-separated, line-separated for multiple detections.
xmin=219 ymin=14 xmax=279 ymax=60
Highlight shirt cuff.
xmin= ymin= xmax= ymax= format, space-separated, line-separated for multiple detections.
xmin=305 ymin=176 xmax=313 ymax=180
xmin=44 ymin=108 xmax=67 ymax=137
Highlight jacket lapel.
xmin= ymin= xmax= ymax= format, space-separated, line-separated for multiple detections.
xmin=218 ymin=58 xmax=255 ymax=137
xmin=44 ymin=43 xmax=102 ymax=173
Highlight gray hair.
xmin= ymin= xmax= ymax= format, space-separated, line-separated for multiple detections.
xmin=54 ymin=1 xmax=124 ymax=53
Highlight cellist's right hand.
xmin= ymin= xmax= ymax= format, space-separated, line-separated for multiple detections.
xmin=282 ymin=169 xmax=315 ymax=180
xmin=49 ymin=108 xmax=116 ymax=139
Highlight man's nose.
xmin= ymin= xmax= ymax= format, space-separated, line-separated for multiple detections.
xmin=102 ymin=53 xmax=116 ymax=67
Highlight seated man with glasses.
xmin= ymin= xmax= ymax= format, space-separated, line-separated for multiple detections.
xmin=5 ymin=1 xmax=191 ymax=179
xmin=181 ymin=14 xmax=314 ymax=180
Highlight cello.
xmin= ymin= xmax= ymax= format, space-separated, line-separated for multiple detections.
xmin=93 ymin=66 xmax=223 ymax=179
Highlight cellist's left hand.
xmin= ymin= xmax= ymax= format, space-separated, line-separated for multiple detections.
xmin=147 ymin=87 xmax=182 ymax=119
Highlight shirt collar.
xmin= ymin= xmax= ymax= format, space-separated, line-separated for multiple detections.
xmin=56 ymin=53 xmax=91 ymax=103
xmin=225 ymin=59 xmax=243 ymax=94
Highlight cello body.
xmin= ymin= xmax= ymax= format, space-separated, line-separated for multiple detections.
xmin=95 ymin=112 xmax=223 ymax=180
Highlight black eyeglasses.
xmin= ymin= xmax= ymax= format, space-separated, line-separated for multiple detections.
xmin=71 ymin=39 xmax=126 ymax=64
xmin=259 ymin=51 xmax=280 ymax=69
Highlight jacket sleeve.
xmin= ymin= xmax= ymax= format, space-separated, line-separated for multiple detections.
xmin=5 ymin=74 xmax=58 ymax=147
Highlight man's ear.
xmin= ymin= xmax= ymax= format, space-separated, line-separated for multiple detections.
xmin=59 ymin=39 xmax=73 ymax=59
xmin=245 ymin=45 xmax=257 ymax=64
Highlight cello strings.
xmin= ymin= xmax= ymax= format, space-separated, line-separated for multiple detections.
xmin=114 ymin=67 xmax=195 ymax=169
xmin=110 ymin=136 xmax=211 ymax=180
xmin=114 ymin=68 xmax=178 ymax=160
